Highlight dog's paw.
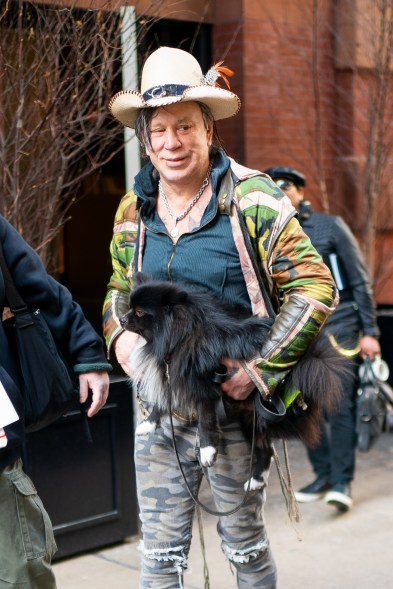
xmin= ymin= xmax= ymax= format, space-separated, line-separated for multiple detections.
xmin=135 ymin=420 xmax=157 ymax=436
xmin=244 ymin=477 xmax=266 ymax=491
xmin=199 ymin=446 xmax=217 ymax=467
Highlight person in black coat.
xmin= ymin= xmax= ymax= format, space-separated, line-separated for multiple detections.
xmin=264 ymin=166 xmax=381 ymax=512
xmin=0 ymin=214 xmax=111 ymax=588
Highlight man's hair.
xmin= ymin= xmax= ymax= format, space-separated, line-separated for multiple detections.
xmin=134 ymin=102 xmax=223 ymax=157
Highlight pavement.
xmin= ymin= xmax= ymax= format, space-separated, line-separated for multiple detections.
xmin=53 ymin=432 xmax=393 ymax=589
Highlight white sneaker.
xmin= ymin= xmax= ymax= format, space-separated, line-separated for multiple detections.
xmin=325 ymin=483 xmax=353 ymax=511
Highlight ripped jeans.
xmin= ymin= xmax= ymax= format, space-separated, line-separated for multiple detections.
xmin=135 ymin=411 xmax=277 ymax=589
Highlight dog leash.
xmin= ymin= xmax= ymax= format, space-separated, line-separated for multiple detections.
xmin=167 ymin=383 xmax=258 ymax=517
xmin=167 ymin=360 xmax=300 ymax=523
xmin=241 ymin=360 xmax=301 ymax=524
xmin=196 ymin=505 xmax=211 ymax=589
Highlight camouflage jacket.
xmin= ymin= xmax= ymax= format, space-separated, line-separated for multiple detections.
xmin=103 ymin=152 xmax=338 ymax=396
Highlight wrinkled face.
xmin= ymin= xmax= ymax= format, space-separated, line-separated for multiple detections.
xmin=146 ymin=101 xmax=213 ymax=189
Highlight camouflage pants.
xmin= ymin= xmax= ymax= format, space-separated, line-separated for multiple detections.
xmin=135 ymin=410 xmax=277 ymax=589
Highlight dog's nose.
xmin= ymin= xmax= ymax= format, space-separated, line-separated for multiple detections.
xmin=119 ymin=314 xmax=128 ymax=328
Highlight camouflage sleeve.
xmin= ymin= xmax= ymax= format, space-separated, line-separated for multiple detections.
xmin=253 ymin=216 xmax=338 ymax=396
xmin=102 ymin=192 xmax=139 ymax=353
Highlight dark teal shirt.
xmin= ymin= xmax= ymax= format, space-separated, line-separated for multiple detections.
xmin=138 ymin=151 xmax=252 ymax=313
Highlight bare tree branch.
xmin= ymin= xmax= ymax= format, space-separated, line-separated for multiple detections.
xmin=0 ymin=0 xmax=163 ymax=272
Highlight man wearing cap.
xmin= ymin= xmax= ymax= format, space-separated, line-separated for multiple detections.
xmin=265 ymin=166 xmax=381 ymax=512
xmin=103 ymin=47 xmax=337 ymax=589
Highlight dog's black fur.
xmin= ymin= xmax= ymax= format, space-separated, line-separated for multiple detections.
xmin=121 ymin=273 xmax=343 ymax=489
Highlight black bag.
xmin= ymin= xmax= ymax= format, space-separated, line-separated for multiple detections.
xmin=356 ymin=356 xmax=393 ymax=452
xmin=0 ymin=243 xmax=80 ymax=433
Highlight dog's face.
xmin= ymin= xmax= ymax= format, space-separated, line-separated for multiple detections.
xmin=120 ymin=275 xmax=189 ymax=343
xmin=120 ymin=291 xmax=155 ymax=341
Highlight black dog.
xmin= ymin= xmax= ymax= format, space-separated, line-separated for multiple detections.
xmin=120 ymin=273 xmax=342 ymax=489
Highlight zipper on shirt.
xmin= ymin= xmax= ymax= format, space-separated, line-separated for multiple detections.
xmin=143 ymin=198 xmax=220 ymax=281
xmin=166 ymin=243 xmax=176 ymax=281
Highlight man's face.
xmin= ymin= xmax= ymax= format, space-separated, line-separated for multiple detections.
xmin=145 ymin=101 xmax=213 ymax=188
xmin=275 ymin=179 xmax=305 ymax=211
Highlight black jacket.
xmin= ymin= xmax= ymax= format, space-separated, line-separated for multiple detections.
xmin=298 ymin=205 xmax=379 ymax=339
xmin=0 ymin=215 xmax=110 ymax=470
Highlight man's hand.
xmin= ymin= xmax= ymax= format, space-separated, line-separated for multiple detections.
xmin=219 ymin=358 xmax=256 ymax=400
xmin=360 ymin=335 xmax=381 ymax=361
xmin=113 ymin=330 xmax=141 ymax=377
xmin=79 ymin=371 xmax=110 ymax=417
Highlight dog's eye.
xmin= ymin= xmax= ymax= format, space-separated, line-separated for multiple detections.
xmin=135 ymin=307 xmax=145 ymax=317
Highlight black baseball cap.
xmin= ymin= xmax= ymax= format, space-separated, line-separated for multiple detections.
xmin=264 ymin=166 xmax=306 ymax=187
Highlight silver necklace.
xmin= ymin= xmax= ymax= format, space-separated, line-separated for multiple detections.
xmin=159 ymin=165 xmax=212 ymax=238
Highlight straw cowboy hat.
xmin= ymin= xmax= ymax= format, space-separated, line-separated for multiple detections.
xmin=109 ymin=46 xmax=241 ymax=128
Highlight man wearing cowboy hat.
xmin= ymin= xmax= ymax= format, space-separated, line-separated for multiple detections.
xmin=265 ymin=165 xmax=381 ymax=512
xmin=103 ymin=47 xmax=338 ymax=588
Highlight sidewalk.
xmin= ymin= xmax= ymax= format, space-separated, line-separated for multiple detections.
xmin=53 ymin=433 xmax=393 ymax=589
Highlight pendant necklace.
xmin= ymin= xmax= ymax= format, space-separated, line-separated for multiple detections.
xmin=158 ymin=164 xmax=212 ymax=238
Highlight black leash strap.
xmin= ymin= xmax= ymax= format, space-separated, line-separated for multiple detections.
xmin=168 ymin=389 xmax=257 ymax=517
xmin=240 ymin=360 xmax=287 ymax=423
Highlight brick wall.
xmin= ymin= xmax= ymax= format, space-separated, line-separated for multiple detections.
xmin=211 ymin=0 xmax=393 ymax=304
xmin=212 ymin=23 xmax=245 ymax=163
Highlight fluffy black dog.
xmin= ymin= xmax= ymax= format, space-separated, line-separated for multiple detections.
xmin=121 ymin=273 xmax=342 ymax=489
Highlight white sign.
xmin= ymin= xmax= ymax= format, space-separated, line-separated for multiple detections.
xmin=0 ymin=380 xmax=19 ymax=428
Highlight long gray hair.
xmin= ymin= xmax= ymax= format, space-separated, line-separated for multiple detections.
xmin=134 ymin=102 xmax=224 ymax=158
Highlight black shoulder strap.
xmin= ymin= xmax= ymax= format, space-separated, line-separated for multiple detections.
xmin=0 ymin=240 xmax=28 ymax=313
